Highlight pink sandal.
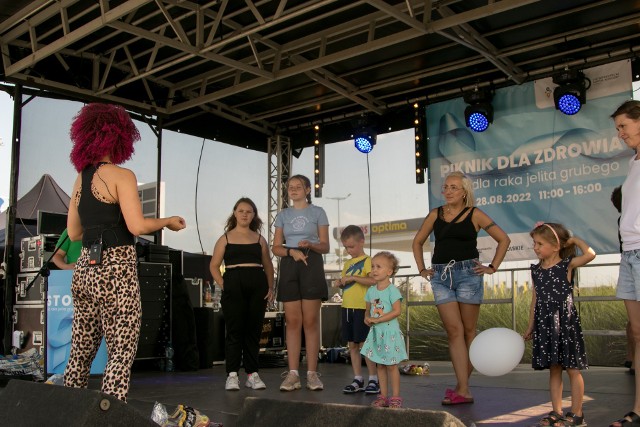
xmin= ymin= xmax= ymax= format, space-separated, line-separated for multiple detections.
xmin=371 ymin=396 xmax=388 ymax=407
xmin=388 ymin=397 xmax=403 ymax=408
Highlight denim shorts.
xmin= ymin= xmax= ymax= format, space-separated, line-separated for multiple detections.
xmin=430 ymin=258 xmax=483 ymax=305
xmin=617 ymin=249 xmax=640 ymax=301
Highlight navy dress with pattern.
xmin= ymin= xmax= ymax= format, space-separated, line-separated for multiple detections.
xmin=530 ymin=257 xmax=588 ymax=370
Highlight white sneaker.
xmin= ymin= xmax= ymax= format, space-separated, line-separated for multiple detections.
xmin=279 ymin=371 xmax=301 ymax=391
xmin=306 ymin=371 xmax=323 ymax=391
xmin=225 ymin=372 xmax=240 ymax=391
xmin=245 ymin=372 xmax=266 ymax=390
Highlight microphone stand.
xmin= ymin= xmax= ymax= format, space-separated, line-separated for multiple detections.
xmin=20 ymin=233 xmax=70 ymax=377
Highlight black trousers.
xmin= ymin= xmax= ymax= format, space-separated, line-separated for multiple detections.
xmin=221 ymin=267 xmax=269 ymax=374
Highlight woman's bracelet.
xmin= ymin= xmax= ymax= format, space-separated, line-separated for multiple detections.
xmin=286 ymin=248 xmax=291 ymax=257
xmin=419 ymin=268 xmax=428 ymax=274
xmin=488 ymin=263 xmax=497 ymax=272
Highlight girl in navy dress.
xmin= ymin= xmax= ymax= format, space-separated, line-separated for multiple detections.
xmin=523 ymin=223 xmax=595 ymax=427
xmin=361 ymin=251 xmax=408 ymax=408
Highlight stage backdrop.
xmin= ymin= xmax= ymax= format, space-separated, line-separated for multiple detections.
xmin=426 ymin=60 xmax=632 ymax=261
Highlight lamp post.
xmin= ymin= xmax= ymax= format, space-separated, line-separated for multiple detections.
xmin=327 ymin=193 xmax=351 ymax=269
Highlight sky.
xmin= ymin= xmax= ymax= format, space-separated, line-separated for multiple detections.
xmin=0 ymin=90 xmax=429 ymax=271
xmin=0 ymin=86 xmax=630 ymax=284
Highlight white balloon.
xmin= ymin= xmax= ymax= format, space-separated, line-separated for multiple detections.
xmin=469 ymin=327 xmax=525 ymax=376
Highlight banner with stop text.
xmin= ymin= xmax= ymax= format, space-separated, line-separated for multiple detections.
xmin=426 ymin=60 xmax=632 ymax=261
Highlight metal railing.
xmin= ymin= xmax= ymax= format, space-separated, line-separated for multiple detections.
xmin=394 ymin=262 xmax=624 ymax=357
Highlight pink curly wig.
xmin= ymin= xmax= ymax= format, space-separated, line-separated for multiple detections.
xmin=70 ymin=103 xmax=140 ymax=172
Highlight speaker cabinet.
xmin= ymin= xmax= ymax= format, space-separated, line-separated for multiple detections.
xmin=0 ymin=380 xmax=156 ymax=426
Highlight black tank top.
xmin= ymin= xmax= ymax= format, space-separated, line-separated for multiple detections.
xmin=222 ymin=234 xmax=263 ymax=265
xmin=432 ymin=207 xmax=479 ymax=263
xmin=78 ymin=163 xmax=135 ymax=248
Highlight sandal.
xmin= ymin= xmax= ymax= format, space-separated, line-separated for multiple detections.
xmin=559 ymin=412 xmax=586 ymax=426
xmin=371 ymin=396 xmax=388 ymax=407
xmin=610 ymin=411 xmax=640 ymax=427
xmin=342 ymin=378 xmax=364 ymax=394
xmin=538 ymin=411 xmax=564 ymax=426
xmin=388 ymin=396 xmax=403 ymax=409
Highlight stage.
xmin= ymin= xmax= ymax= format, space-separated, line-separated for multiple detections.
xmin=109 ymin=360 xmax=633 ymax=426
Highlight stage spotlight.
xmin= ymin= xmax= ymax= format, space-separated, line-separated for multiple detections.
xmin=464 ymin=88 xmax=494 ymax=133
xmin=553 ymin=69 xmax=588 ymax=116
xmin=353 ymin=131 xmax=376 ymax=154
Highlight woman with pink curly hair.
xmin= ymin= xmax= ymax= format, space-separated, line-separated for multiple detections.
xmin=64 ymin=103 xmax=186 ymax=402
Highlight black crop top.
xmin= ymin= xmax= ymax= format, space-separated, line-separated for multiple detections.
xmin=431 ymin=207 xmax=479 ymax=264
xmin=222 ymin=234 xmax=263 ymax=265
xmin=78 ymin=163 xmax=135 ymax=248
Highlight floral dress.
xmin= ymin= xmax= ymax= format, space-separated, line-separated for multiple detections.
xmin=530 ymin=257 xmax=588 ymax=370
xmin=360 ymin=284 xmax=408 ymax=366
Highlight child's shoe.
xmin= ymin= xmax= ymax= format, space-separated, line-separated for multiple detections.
xmin=342 ymin=378 xmax=364 ymax=393
xmin=364 ymin=379 xmax=381 ymax=394
xmin=225 ymin=372 xmax=240 ymax=391
xmin=388 ymin=396 xmax=403 ymax=408
xmin=306 ymin=371 xmax=324 ymax=391
xmin=245 ymin=372 xmax=266 ymax=390
xmin=279 ymin=371 xmax=301 ymax=391
xmin=371 ymin=396 xmax=388 ymax=407
xmin=564 ymin=411 xmax=586 ymax=426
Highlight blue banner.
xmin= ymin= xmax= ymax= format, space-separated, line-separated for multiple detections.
xmin=426 ymin=60 xmax=632 ymax=261
xmin=47 ymin=270 xmax=108 ymax=374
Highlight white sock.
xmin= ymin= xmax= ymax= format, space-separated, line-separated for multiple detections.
xmin=355 ymin=376 xmax=363 ymax=382
xmin=369 ymin=375 xmax=378 ymax=382
xmin=290 ymin=369 xmax=299 ymax=376
xmin=228 ymin=372 xmax=237 ymax=377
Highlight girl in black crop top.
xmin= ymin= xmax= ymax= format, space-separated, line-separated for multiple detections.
xmin=209 ymin=198 xmax=274 ymax=390
xmin=411 ymin=171 xmax=510 ymax=406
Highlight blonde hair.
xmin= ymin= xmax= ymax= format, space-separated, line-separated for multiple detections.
xmin=372 ymin=251 xmax=400 ymax=275
xmin=445 ymin=171 xmax=475 ymax=208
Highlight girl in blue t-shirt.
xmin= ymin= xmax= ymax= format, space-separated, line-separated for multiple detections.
xmin=272 ymin=174 xmax=330 ymax=392
xmin=361 ymin=251 xmax=408 ymax=408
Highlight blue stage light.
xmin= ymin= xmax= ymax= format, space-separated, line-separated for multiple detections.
xmin=467 ymin=111 xmax=490 ymax=132
xmin=463 ymin=89 xmax=494 ymax=133
xmin=354 ymin=135 xmax=374 ymax=153
xmin=556 ymin=93 xmax=582 ymax=115
xmin=553 ymin=70 xmax=589 ymax=116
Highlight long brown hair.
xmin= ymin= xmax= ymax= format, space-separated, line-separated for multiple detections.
xmin=224 ymin=197 xmax=263 ymax=233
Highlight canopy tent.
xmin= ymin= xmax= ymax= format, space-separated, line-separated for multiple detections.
xmin=0 ymin=174 xmax=70 ymax=244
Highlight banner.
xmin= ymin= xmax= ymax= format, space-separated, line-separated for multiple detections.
xmin=426 ymin=60 xmax=632 ymax=261
xmin=47 ymin=270 xmax=107 ymax=374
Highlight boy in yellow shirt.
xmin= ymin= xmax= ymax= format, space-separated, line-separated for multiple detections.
xmin=334 ymin=225 xmax=379 ymax=394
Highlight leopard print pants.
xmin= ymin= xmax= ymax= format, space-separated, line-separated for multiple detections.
xmin=63 ymin=245 xmax=141 ymax=402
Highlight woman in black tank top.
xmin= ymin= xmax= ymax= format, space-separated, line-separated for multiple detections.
xmin=64 ymin=103 xmax=186 ymax=402
xmin=209 ymin=198 xmax=274 ymax=391
xmin=412 ymin=171 xmax=510 ymax=406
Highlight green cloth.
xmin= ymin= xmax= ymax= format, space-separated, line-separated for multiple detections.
xmin=56 ymin=229 xmax=82 ymax=263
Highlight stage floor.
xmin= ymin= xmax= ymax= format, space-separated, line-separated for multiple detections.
xmin=114 ymin=360 xmax=635 ymax=426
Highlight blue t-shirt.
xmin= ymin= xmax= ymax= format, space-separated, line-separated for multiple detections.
xmin=274 ymin=205 xmax=329 ymax=248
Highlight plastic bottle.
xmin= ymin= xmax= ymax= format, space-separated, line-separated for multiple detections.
xmin=212 ymin=284 xmax=222 ymax=312
xmin=204 ymin=281 xmax=213 ymax=308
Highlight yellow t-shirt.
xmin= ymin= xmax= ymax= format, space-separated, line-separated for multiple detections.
xmin=341 ymin=255 xmax=371 ymax=309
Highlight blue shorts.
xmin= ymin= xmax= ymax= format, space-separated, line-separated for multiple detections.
xmin=617 ymin=249 xmax=640 ymax=301
xmin=341 ymin=308 xmax=369 ymax=344
xmin=430 ymin=258 xmax=483 ymax=305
